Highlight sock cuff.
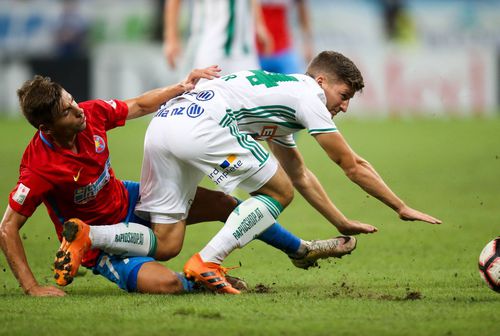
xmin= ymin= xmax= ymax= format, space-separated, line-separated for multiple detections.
xmin=175 ymin=272 xmax=195 ymax=292
xmin=147 ymin=230 xmax=157 ymax=257
xmin=253 ymin=194 xmax=283 ymax=219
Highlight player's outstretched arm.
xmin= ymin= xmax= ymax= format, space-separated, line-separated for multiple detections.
xmin=314 ymin=132 xmax=442 ymax=225
xmin=0 ymin=206 xmax=65 ymax=296
xmin=124 ymin=65 xmax=221 ymax=120
xmin=268 ymin=141 xmax=377 ymax=235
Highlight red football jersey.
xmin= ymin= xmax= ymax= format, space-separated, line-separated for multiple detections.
xmin=9 ymin=99 xmax=129 ymax=267
xmin=257 ymin=3 xmax=291 ymax=54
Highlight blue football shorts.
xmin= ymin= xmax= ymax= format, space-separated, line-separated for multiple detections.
xmin=90 ymin=180 xmax=154 ymax=292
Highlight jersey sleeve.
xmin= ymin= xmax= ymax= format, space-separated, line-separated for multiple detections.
xmin=296 ymin=92 xmax=338 ymax=135
xmin=9 ymin=169 xmax=53 ymax=218
xmin=81 ymin=99 xmax=129 ymax=131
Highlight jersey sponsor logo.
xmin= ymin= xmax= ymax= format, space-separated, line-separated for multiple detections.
xmin=94 ymin=135 xmax=106 ymax=153
xmin=102 ymin=99 xmax=117 ymax=109
xmin=74 ymin=158 xmax=111 ymax=204
xmin=208 ymin=155 xmax=243 ymax=185
xmin=154 ymin=106 xmax=185 ymax=118
xmin=187 ymin=103 xmax=204 ymax=118
xmin=73 ymin=167 xmax=83 ymax=182
xmin=252 ymin=125 xmax=278 ymax=140
xmin=196 ymin=90 xmax=214 ymax=101
xmin=219 ymin=154 xmax=237 ymax=168
xmin=12 ymin=183 xmax=30 ymax=205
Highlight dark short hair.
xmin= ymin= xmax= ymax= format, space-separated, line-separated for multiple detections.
xmin=17 ymin=75 xmax=63 ymax=129
xmin=306 ymin=51 xmax=364 ymax=93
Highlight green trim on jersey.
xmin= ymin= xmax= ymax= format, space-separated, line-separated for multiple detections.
xmin=224 ymin=0 xmax=236 ymax=56
xmin=308 ymin=128 xmax=338 ymax=134
xmin=237 ymin=120 xmax=304 ymax=130
xmin=228 ymin=124 xmax=269 ymax=166
xmin=220 ymin=111 xmax=236 ymax=127
xmin=231 ymin=105 xmax=297 ymax=121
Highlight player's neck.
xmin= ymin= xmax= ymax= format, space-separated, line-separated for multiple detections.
xmin=50 ymin=132 xmax=79 ymax=153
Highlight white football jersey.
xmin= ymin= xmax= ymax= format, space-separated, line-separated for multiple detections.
xmin=177 ymin=70 xmax=338 ymax=147
xmin=185 ymin=0 xmax=259 ymax=73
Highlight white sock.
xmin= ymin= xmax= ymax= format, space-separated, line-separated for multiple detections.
xmin=289 ymin=240 xmax=309 ymax=258
xmin=199 ymin=195 xmax=282 ymax=264
xmin=89 ymin=222 xmax=157 ymax=257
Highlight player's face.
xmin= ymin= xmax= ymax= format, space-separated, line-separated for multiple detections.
xmin=51 ymin=89 xmax=87 ymax=134
xmin=319 ymin=77 xmax=354 ymax=117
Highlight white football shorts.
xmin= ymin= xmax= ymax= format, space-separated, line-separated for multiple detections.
xmin=134 ymin=98 xmax=278 ymax=224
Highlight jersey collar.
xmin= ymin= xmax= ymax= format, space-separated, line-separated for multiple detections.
xmin=39 ymin=131 xmax=55 ymax=150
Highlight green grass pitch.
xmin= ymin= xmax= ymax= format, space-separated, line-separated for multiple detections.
xmin=0 ymin=116 xmax=498 ymax=335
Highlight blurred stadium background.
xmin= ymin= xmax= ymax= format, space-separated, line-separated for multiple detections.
xmin=0 ymin=0 xmax=499 ymax=118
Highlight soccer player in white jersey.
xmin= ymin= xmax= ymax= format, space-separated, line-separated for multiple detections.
xmin=135 ymin=50 xmax=442 ymax=294
xmin=164 ymin=0 xmax=271 ymax=74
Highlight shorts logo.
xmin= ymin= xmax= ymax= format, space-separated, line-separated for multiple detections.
xmin=196 ymin=90 xmax=214 ymax=101
xmin=187 ymin=103 xmax=204 ymax=118
xmin=12 ymin=183 xmax=30 ymax=205
xmin=209 ymin=155 xmax=243 ymax=186
xmin=94 ymin=135 xmax=106 ymax=153
xmin=219 ymin=154 xmax=237 ymax=168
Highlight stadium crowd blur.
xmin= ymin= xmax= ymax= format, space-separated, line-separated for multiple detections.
xmin=0 ymin=0 xmax=499 ymax=117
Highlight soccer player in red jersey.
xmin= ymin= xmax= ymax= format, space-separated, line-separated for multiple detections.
xmin=0 ymin=67 xmax=228 ymax=296
xmin=0 ymin=66 xmax=357 ymax=296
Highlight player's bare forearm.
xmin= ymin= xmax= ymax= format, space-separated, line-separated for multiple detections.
xmin=0 ymin=207 xmax=65 ymax=296
xmin=346 ymin=157 xmax=441 ymax=224
xmin=346 ymin=158 xmax=405 ymax=211
xmin=125 ymin=66 xmax=220 ymax=120
xmin=125 ymin=84 xmax=185 ymax=119
xmin=0 ymin=207 xmax=38 ymax=293
xmin=294 ymin=169 xmax=378 ymax=234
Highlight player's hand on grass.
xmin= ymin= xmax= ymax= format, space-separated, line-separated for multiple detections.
xmin=26 ymin=284 xmax=65 ymax=297
xmin=181 ymin=65 xmax=222 ymax=91
xmin=337 ymin=219 xmax=378 ymax=235
xmin=398 ymin=205 xmax=442 ymax=224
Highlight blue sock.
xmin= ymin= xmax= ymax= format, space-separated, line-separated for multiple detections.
xmin=232 ymin=197 xmax=301 ymax=255
xmin=257 ymin=222 xmax=301 ymax=255
xmin=175 ymin=272 xmax=195 ymax=292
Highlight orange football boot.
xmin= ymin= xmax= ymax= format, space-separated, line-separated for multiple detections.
xmin=184 ymin=253 xmax=240 ymax=294
xmin=53 ymin=218 xmax=91 ymax=286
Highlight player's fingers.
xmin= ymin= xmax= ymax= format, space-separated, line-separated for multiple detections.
xmin=424 ymin=216 xmax=442 ymax=224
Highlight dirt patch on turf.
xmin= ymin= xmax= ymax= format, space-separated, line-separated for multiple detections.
xmin=251 ymin=283 xmax=275 ymax=294
xmin=330 ymin=283 xmax=423 ymax=301
xmin=403 ymin=291 xmax=422 ymax=300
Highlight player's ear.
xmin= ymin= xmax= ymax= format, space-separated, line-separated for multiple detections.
xmin=316 ymin=75 xmax=325 ymax=87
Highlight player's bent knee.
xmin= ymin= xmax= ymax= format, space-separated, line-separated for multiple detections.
xmin=154 ymin=244 xmax=182 ymax=261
